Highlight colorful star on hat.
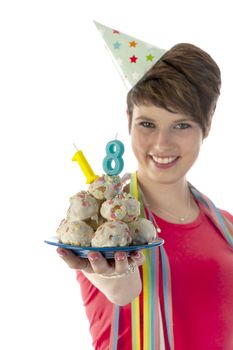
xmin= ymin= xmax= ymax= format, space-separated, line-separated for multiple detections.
xmin=94 ymin=21 xmax=167 ymax=89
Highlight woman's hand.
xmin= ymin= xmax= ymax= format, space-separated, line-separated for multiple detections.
xmin=57 ymin=248 xmax=144 ymax=305
xmin=56 ymin=248 xmax=144 ymax=276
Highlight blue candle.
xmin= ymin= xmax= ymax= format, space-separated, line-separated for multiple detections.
xmin=103 ymin=139 xmax=125 ymax=176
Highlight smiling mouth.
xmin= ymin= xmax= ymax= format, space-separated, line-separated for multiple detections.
xmin=149 ymin=155 xmax=180 ymax=168
xmin=151 ymin=155 xmax=179 ymax=164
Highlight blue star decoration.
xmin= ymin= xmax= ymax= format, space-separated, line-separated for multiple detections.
xmin=113 ymin=41 xmax=121 ymax=49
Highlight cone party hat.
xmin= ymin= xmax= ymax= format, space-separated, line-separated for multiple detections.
xmin=94 ymin=21 xmax=167 ymax=89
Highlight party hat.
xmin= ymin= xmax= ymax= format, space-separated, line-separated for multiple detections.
xmin=94 ymin=21 xmax=167 ymax=89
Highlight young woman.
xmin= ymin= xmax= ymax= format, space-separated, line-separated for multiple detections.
xmin=57 ymin=43 xmax=233 ymax=350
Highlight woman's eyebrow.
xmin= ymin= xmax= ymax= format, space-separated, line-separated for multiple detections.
xmin=135 ymin=116 xmax=194 ymax=122
xmin=134 ymin=116 xmax=155 ymax=122
xmin=173 ymin=117 xmax=196 ymax=123
xmin=135 ymin=115 xmax=196 ymax=124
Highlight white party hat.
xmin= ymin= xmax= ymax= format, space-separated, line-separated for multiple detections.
xmin=94 ymin=21 xmax=167 ymax=89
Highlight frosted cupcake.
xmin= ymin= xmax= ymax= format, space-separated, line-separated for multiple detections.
xmin=128 ymin=218 xmax=157 ymax=245
xmin=57 ymin=219 xmax=94 ymax=246
xmin=91 ymin=221 xmax=132 ymax=247
xmin=100 ymin=192 xmax=140 ymax=222
xmin=67 ymin=191 xmax=99 ymax=222
xmin=88 ymin=174 xmax=122 ymax=200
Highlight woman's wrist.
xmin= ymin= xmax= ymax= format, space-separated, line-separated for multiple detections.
xmin=97 ymin=262 xmax=137 ymax=278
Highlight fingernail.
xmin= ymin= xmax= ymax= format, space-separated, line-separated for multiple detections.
xmin=88 ymin=252 xmax=101 ymax=261
xmin=131 ymin=251 xmax=142 ymax=259
xmin=57 ymin=248 xmax=67 ymax=257
xmin=115 ymin=252 xmax=127 ymax=262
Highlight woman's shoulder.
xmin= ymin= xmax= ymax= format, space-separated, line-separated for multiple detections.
xmin=189 ymin=184 xmax=233 ymax=224
xmin=219 ymin=209 xmax=233 ymax=224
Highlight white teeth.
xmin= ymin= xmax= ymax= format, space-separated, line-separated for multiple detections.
xmin=152 ymin=156 xmax=177 ymax=164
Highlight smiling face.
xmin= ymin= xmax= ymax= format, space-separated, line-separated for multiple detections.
xmin=129 ymin=103 xmax=207 ymax=186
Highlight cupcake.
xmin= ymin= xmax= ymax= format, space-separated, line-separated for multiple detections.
xmin=67 ymin=191 xmax=99 ymax=222
xmin=91 ymin=221 xmax=132 ymax=247
xmin=88 ymin=174 xmax=122 ymax=200
xmin=100 ymin=192 xmax=140 ymax=222
xmin=57 ymin=219 xmax=94 ymax=246
xmin=128 ymin=218 xmax=157 ymax=245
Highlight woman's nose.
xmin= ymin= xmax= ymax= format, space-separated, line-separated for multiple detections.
xmin=152 ymin=129 xmax=173 ymax=152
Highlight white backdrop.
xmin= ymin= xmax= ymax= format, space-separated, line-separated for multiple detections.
xmin=0 ymin=1 xmax=232 ymax=349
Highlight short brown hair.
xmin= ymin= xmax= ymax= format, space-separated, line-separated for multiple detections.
xmin=127 ymin=43 xmax=221 ymax=134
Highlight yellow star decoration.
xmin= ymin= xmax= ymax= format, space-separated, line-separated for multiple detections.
xmin=146 ymin=54 xmax=154 ymax=61
xmin=129 ymin=41 xmax=137 ymax=48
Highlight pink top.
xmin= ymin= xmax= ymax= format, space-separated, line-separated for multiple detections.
xmin=155 ymin=208 xmax=233 ymax=350
xmin=76 ymin=206 xmax=233 ymax=350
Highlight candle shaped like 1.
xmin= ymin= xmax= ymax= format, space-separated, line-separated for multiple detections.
xmin=72 ymin=146 xmax=98 ymax=184
xmin=103 ymin=139 xmax=125 ymax=176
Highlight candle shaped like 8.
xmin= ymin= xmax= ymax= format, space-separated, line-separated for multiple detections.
xmin=102 ymin=139 xmax=125 ymax=176
xmin=72 ymin=149 xmax=98 ymax=184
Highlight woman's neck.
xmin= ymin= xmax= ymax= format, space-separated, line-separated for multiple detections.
xmin=137 ymin=173 xmax=188 ymax=204
xmin=137 ymin=173 xmax=198 ymax=223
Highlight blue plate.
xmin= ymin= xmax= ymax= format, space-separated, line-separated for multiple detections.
xmin=44 ymin=236 xmax=164 ymax=259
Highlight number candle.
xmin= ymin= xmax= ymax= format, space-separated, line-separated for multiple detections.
xmin=72 ymin=144 xmax=98 ymax=184
xmin=102 ymin=139 xmax=125 ymax=176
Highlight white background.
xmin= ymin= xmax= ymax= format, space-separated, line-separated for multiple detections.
xmin=0 ymin=1 xmax=232 ymax=349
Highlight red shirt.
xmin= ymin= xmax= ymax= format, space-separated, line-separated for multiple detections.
xmin=156 ymin=208 xmax=233 ymax=350
xmin=76 ymin=206 xmax=233 ymax=350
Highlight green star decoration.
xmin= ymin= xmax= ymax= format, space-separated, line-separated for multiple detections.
xmin=146 ymin=54 xmax=154 ymax=61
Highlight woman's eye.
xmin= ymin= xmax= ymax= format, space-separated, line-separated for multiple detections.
xmin=140 ymin=121 xmax=155 ymax=128
xmin=175 ymin=123 xmax=191 ymax=129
